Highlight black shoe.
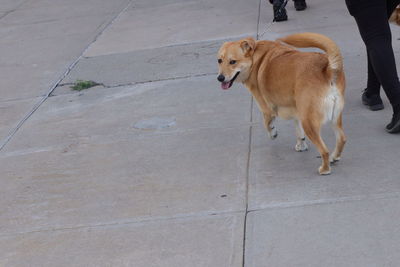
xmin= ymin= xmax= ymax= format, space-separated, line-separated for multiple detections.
xmin=362 ymin=89 xmax=384 ymax=111
xmin=386 ymin=111 xmax=400 ymax=133
xmin=273 ymin=0 xmax=288 ymax=21
xmin=294 ymin=0 xmax=307 ymax=11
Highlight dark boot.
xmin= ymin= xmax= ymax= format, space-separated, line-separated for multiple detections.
xmin=294 ymin=0 xmax=307 ymax=11
xmin=273 ymin=0 xmax=288 ymax=22
xmin=362 ymin=89 xmax=384 ymax=111
xmin=386 ymin=105 xmax=400 ymax=133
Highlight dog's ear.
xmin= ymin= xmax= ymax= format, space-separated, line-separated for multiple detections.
xmin=240 ymin=38 xmax=255 ymax=57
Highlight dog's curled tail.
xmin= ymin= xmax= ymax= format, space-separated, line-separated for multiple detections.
xmin=278 ymin=32 xmax=343 ymax=81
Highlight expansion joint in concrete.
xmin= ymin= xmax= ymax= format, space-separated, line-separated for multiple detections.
xmin=242 ymin=96 xmax=254 ymax=267
xmin=0 ymin=210 xmax=244 ymax=238
xmin=53 ymin=72 xmax=217 ymax=96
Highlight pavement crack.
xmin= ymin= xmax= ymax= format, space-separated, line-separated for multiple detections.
xmin=0 ymin=10 xmax=15 ymax=20
xmin=0 ymin=0 xmax=29 ymax=21
xmin=56 ymin=73 xmax=217 ymax=92
xmin=256 ymin=0 xmax=262 ymax=41
xmin=242 ymin=95 xmax=254 ymax=267
xmin=247 ymin=191 xmax=400 ymax=213
xmin=104 ymin=72 xmax=217 ymax=88
xmin=0 ymin=210 xmax=244 ymax=238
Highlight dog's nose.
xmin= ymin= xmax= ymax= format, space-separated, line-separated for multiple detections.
xmin=217 ymin=74 xmax=225 ymax=82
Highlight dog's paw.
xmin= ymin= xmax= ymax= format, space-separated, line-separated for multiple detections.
xmin=318 ymin=166 xmax=331 ymax=175
xmin=329 ymin=155 xmax=341 ymax=164
xmin=295 ymin=141 xmax=308 ymax=152
xmin=269 ymin=127 xmax=278 ymax=140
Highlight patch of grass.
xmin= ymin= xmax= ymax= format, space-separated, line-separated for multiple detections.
xmin=71 ymin=80 xmax=100 ymax=91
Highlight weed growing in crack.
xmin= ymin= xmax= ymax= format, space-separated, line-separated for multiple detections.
xmin=71 ymin=80 xmax=100 ymax=91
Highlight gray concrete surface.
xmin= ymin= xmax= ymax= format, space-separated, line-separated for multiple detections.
xmin=1 ymin=0 xmax=400 ymax=266
xmin=59 ymin=40 xmax=222 ymax=88
xmin=84 ymin=0 xmax=260 ymax=56
xmin=1 ymin=213 xmax=244 ymax=267
xmin=245 ymin=197 xmax=400 ymax=267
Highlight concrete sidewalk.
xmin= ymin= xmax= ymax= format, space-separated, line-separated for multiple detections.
xmin=1 ymin=0 xmax=400 ymax=266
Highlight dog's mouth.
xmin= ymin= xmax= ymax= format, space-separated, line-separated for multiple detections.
xmin=221 ymin=71 xmax=240 ymax=90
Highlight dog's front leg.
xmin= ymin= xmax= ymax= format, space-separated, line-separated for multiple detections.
xmin=263 ymin=112 xmax=277 ymax=139
xmin=247 ymin=85 xmax=278 ymax=140
xmin=294 ymin=119 xmax=308 ymax=151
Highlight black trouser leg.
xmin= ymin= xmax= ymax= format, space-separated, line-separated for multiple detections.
xmin=272 ymin=0 xmax=283 ymax=5
xmin=366 ymin=51 xmax=381 ymax=95
xmin=346 ymin=0 xmax=400 ymax=107
xmin=366 ymin=1 xmax=400 ymax=96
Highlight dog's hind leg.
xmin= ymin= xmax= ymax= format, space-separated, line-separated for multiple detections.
xmin=294 ymin=119 xmax=308 ymax=152
xmin=330 ymin=112 xmax=346 ymax=163
xmin=302 ymin=119 xmax=331 ymax=175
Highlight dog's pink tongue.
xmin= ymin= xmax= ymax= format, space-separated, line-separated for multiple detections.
xmin=221 ymin=82 xmax=230 ymax=90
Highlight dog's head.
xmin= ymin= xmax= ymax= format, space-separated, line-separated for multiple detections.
xmin=217 ymin=37 xmax=256 ymax=90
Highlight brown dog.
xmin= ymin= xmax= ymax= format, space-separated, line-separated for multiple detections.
xmin=217 ymin=32 xmax=346 ymax=175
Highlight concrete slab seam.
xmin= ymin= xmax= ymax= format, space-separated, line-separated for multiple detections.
xmin=0 ymin=210 xmax=245 ymax=238
xmin=55 ymin=72 xmax=217 ymax=93
xmin=79 ymin=35 xmax=257 ymax=59
xmin=242 ymin=96 xmax=255 ymax=267
xmin=247 ymin=191 xmax=400 ymax=213
xmin=0 ymin=0 xmax=29 ymax=21
xmin=256 ymin=0 xmax=262 ymax=41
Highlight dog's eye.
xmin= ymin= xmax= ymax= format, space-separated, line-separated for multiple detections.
xmin=229 ymin=60 xmax=237 ymax=65
xmin=218 ymin=59 xmax=222 ymax=64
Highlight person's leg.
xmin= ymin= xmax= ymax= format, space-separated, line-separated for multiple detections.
xmin=346 ymin=0 xmax=400 ymax=132
xmin=385 ymin=0 xmax=400 ymax=132
xmin=366 ymin=52 xmax=381 ymax=95
xmin=293 ymin=0 xmax=307 ymax=11
xmin=362 ymin=51 xmax=384 ymax=111
xmin=367 ymin=0 xmax=400 ymax=94
xmin=358 ymin=14 xmax=400 ymax=108
xmin=362 ymin=0 xmax=400 ymax=110
xmin=270 ymin=0 xmax=288 ymax=22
